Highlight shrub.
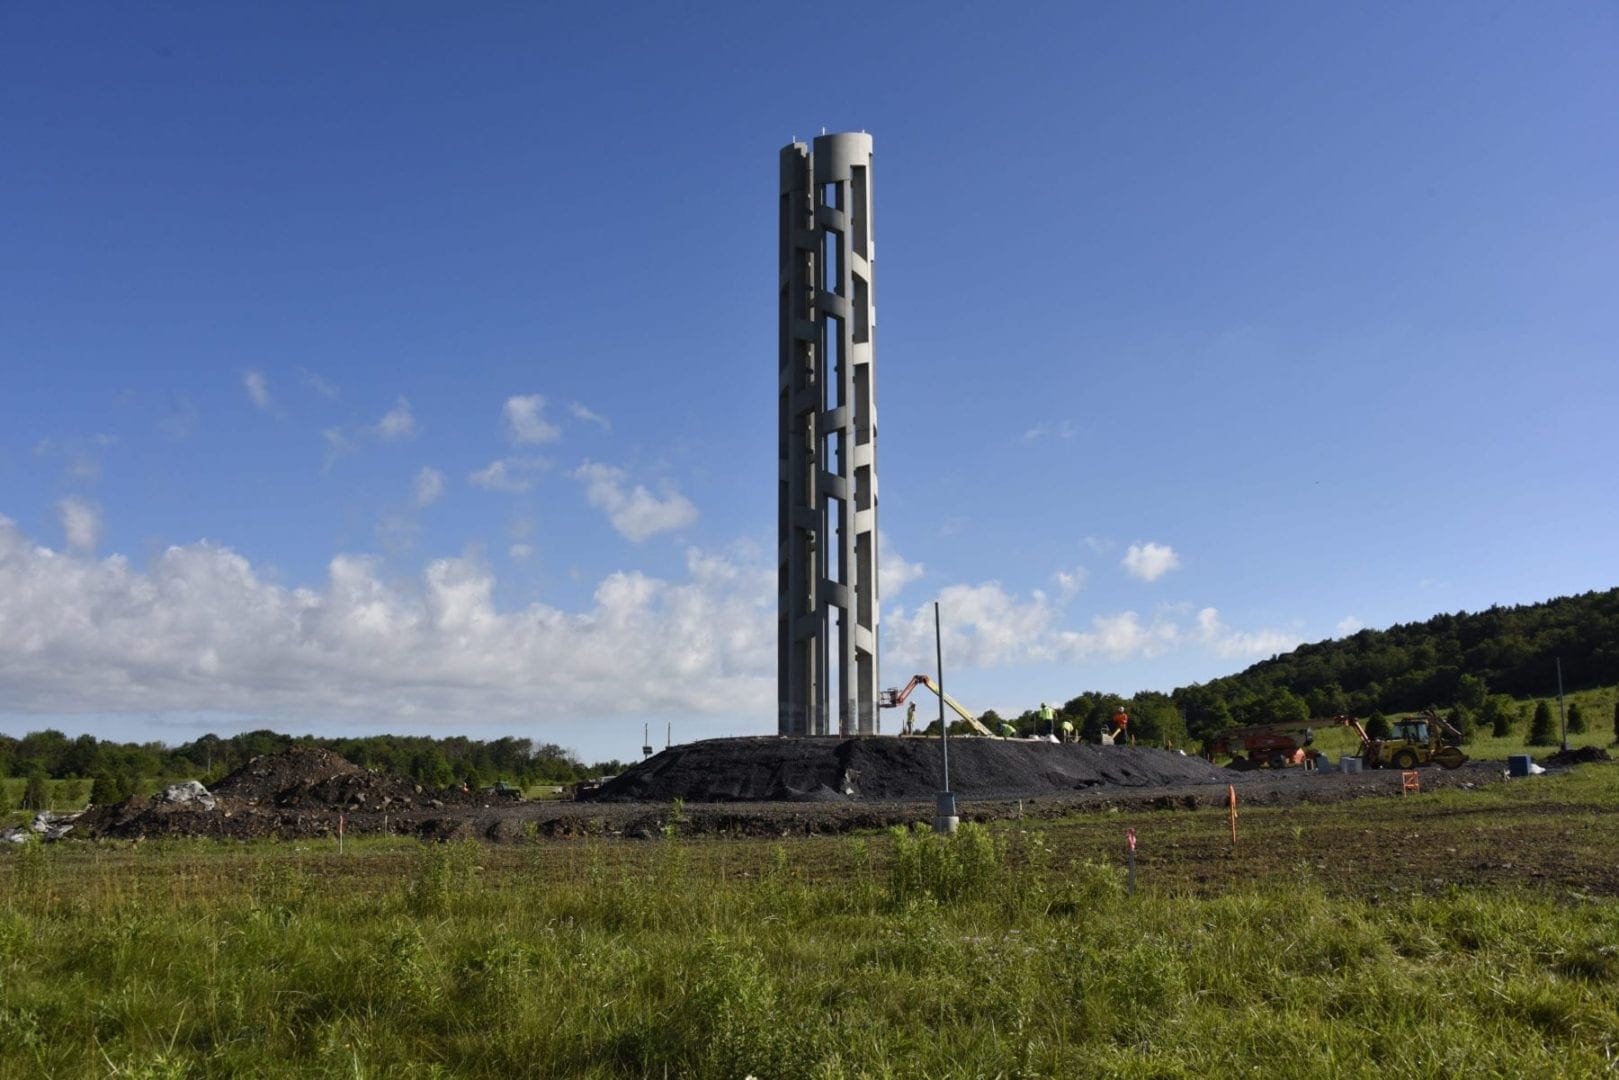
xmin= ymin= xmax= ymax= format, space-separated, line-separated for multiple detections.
xmin=1527 ymin=701 xmax=1557 ymax=746
xmin=21 ymin=770 xmax=49 ymax=812
xmin=888 ymin=821 xmax=1003 ymax=906
xmin=1483 ymin=696 xmax=1514 ymax=738
xmin=1365 ymin=712 xmax=1391 ymax=740
xmin=0 ymin=781 xmax=11 ymax=816
xmin=1566 ymin=701 xmax=1586 ymax=735
xmin=89 ymin=773 xmax=121 ymax=807
xmin=1447 ymin=705 xmax=1476 ymax=743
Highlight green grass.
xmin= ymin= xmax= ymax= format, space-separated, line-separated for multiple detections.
xmin=5 ymin=770 xmax=1619 ymax=1077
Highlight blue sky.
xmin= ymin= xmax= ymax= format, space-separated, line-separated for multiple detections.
xmin=3 ymin=2 xmax=1615 ymax=761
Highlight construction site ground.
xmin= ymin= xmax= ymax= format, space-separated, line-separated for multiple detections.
xmin=52 ymin=740 xmax=1615 ymax=865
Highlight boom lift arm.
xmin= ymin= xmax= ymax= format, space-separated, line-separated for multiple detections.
xmin=880 ymin=674 xmax=998 ymax=737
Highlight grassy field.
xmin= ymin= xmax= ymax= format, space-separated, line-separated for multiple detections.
xmin=4 ymin=767 xmax=1619 ymax=1077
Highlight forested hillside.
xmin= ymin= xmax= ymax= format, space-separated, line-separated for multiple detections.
xmin=1171 ymin=587 xmax=1619 ymax=742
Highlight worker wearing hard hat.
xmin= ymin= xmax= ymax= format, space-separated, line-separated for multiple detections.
xmin=1038 ymin=702 xmax=1055 ymax=738
xmin=905 ymin=701 xmax=917 ymax=735
xmin=1061 ymin=719 xmax=1075 ymax=743
xmin=1112 ymin=708 xmax=1133 ymax=746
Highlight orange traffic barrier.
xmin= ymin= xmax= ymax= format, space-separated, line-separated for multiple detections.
xmin=1401 ymin=770 xmax=1421 ymax=795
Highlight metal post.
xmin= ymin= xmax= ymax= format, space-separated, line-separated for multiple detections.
xmin=1557 ymin=657 xmax=1568 ymax=752
xmin=934 ymin=601 xmax=957 ymax=834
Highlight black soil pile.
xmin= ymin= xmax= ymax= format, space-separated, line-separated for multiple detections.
xmin=78 ymin=747 xmax=479 ymax=840
xmin=1545 ymin=746 xmax=1614 ymax=767
xmin=593 ymin=736 xmax=1233 ymax=803
xmin=212 ymin=747 xmax=474 ymax=811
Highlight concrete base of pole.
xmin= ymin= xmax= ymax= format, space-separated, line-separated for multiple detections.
xmin=933 ymin=791 xmax=958 ymax=835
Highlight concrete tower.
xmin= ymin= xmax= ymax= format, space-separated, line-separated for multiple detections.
xmin=778 ymin=132 xmax=879 ymax=736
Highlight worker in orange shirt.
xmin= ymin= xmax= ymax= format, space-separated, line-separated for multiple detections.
xmin=1112 ymin=708 xmax=1133 ymax=746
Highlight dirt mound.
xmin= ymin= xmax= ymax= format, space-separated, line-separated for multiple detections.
xmin=211 ymin=747 xmax=363 ymax=800
xmin=76 ymin=748 xmax=482 ymax=841
xmin=593 ymin=736 xmax=1233 ymax=803
xmin=1544 ymin=746 xmax=1614 ymax=767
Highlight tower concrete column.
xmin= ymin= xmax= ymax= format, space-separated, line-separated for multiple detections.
xmin=778 ymin=132 xmax=879 ymax=736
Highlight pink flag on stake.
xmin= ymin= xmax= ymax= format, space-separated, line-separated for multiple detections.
xmin=1126 ymin=827 xmax=1137 ymax=853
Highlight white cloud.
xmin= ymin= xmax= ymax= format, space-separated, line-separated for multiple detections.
xmin=569 ymin=401 xmax=610 ymax=431
xmin=504 ymin=395 xmax=561 ymax=444
xmin=1122 ymin=541 xmax=1180 ymax=582
xmin=0 ymin=517 xmax=773 ymax=724
xmin=574 ymin=462 xmax=697 ymax=542
xmin=299 ymin=369 xmax=339 ymax=399
xmin=321 ymin=428 xmax=353 ymax=472
xmin=1053 ymin=565 xmax=1088 ymax=600
xmin=35 ymin=434 xmax=117 ymax=481
xmin=1336 ymin=615 xmax=1363 ymax=636
xmin=469 ymin=457 xmax=549 ymax=494
xmin=372 ymin=396 xmax=417 ymax=441
xmin=1194 ymin=607 xmax=1301 ymax=660
xmin=1022 ymin=420 xmax=1076 ymax=442
xmin=244 ymin=371 xmax=271 ymax=411
xmin=0 ymin=515 xmax=1312 ymax=726
xmin=57 ymin=497 xmax=102 ymax=553
xmin=879 ymin=533 xmax=924 ymax=597
xmin=413 ymin=467 xmax=446 ymax=508
xmin=884 ymin=582 xmax=1062 ymax=670
xmin=1054 ymin=610 xmax=1182 ymax=662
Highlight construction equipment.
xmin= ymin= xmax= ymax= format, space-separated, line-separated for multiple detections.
xmin=1209 ymin=721 xmax=1325 ymax=770
xmin=880 ymin=675 xmax=999 ymax=737
xmin=1333 ymin=712 xmax=1468 ymax=770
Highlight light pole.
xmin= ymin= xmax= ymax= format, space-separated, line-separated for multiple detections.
xmin=933 ymin=601 xmax=958 ymax=834
xmin=1557 ymin=657 xmax=1568 ymax=753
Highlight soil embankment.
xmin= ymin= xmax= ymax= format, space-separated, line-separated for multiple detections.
xmin=51 ymin=740 xmax=1553 ymax=843
xmin=594 ymin=736 xmax=1231 ymax=802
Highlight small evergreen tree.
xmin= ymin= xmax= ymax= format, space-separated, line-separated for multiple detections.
xmin=1566 ymin=701 xmax=1586 ymax=735
xmin=1527 ymin=701 xmax=1557 ymax=746
xmin=1446 ymin=704 xmax=1476 ymax=744
xmin=90 ymin=773 xmax=121 ymax=806
xmin=22 ymin=769 xmax=50 ymax=811
xmin=1365 ymin=712 xmax=1391 ymax=739
xmin=1482 ymin=696 xmax=1514 ymax=738
xmin=0 ymin=780 xmax=12 ymax=816
xmin=1613 ymin=696 xmax=1619 ymax=746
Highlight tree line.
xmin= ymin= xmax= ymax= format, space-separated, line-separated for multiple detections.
xmin=0 ymin=728 xmax=627 ymax=798
xmin=983 ymin=587 xmax=1619 ymax=749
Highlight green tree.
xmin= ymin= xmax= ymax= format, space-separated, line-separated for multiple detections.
xmin=90 ymin=773 xmax=122 ymax=806
xmin=1566 ymin=701 xmax=1586 ymax=734
xmin=1446 ymin=705 xmax=1476 ymax=744
xmin=1455 ymin=674 xmax=1488 ymax=711
xmin=1365 ymin=712 xmax=1391 ymax=740
xmin=1613 ymin=696 xmax=1619 ymax=746
xmin=59 ymin=778 xmax=87 ymax=808
xmin=22 ymin=769 xmax=50 ymax=811
xmin=1527 ymin=701 xmax=1557 ymax=746
xmin=1481 ymin=696 xmax=1514 ymax=738
xmin=0 ymin=780 xmax=11 ymax=816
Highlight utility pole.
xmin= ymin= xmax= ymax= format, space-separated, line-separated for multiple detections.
xmin=934 ymin=601 xmax=958 ymax=834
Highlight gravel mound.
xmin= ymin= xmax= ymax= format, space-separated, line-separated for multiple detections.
xmin=1544 ymin=746 xmax=1614 ymax=767
xmin=592 ymin=736 xmax=1233 ymax=803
